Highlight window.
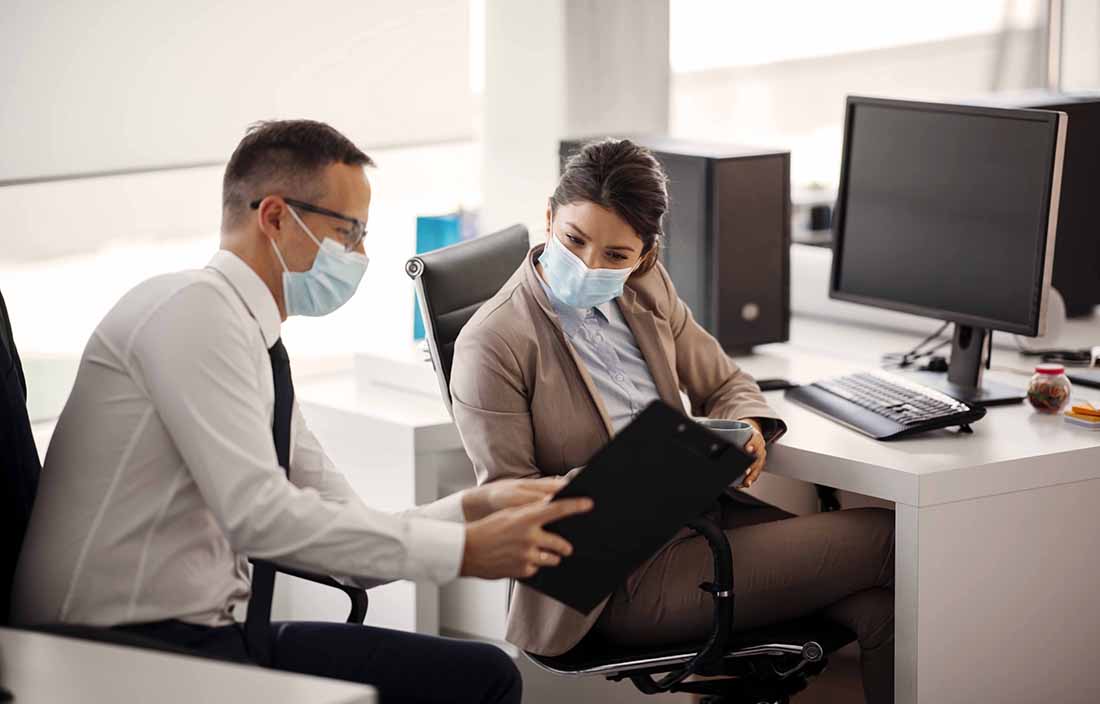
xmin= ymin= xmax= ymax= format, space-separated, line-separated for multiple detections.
xmin=670 ymin=0 xmax=1047 ymax=189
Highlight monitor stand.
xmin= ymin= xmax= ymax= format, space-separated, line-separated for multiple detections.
xmin=905 ymin=324 xmax=1025 ymax=406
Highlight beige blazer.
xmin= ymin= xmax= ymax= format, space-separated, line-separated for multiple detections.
xmin=450 ymin=245 xmax=785 ymax=656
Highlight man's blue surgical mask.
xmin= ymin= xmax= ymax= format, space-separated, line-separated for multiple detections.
xmin=539 ymin=229 xmax=635 ymax=309
xmin=270 ymin=206 xmax=369 ymax=317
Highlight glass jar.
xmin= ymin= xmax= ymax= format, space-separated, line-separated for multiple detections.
xmin=1027 ymin=364 xmax=1072 ymax=413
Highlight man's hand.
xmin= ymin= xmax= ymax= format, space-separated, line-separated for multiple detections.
xmin=461 ymin=476 xmax=569 ymax=522
xmin=460 ymin=497 xmax=594 ymax=579
xmin=739 ymin=418 xmax=767 ymax=489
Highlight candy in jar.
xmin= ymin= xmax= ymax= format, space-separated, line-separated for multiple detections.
xmin=1027 ymin=364 xmax=1072 ymax=413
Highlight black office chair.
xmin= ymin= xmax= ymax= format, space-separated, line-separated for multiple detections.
xmin=406 ymin=223 xmax=532 ymax=416
xmin=0 ymin=285 xmax=366 ymax=669
xmin=407 ymin=226 xmax=856 ymax=703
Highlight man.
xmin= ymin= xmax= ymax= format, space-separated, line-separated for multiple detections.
xmin=12 ymin=120 xmax=591 ymax=704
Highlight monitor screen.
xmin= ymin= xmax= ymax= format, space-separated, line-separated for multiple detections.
xmin=832 ymin=98 xmax=1062 ymax=335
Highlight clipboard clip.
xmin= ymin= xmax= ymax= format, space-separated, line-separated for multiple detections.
xmin=698 ymin=581 xmax=732 ymax=598
xmin=675 ymin=422 xmax=732 ymax=460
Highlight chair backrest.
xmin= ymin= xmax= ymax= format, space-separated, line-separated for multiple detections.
xmin=406 ymin=224 xmax=530 ymax=415
xmin=0 ymin=287 xmax=42 ymax=625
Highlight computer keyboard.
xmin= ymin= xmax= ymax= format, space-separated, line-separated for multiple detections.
xmin=784 ymin=370 xmax=987 ymax=440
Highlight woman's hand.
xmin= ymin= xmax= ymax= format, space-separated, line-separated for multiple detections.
xmin=461 ymin=476 xmax=569 ymax=522
xmin=739 ymin=419 xmax=768 ymax=488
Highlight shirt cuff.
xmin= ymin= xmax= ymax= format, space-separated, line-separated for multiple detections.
xmin=402 ymin=517 xmax=465 ymax=584
xmin=409 ymin=490 xmax=467 ymax=523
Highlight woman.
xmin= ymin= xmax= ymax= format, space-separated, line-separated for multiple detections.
xmin=451 ymin=139 xmax=895 ymax=703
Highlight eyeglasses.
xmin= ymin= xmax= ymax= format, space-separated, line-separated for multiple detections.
xmin=249 ymin=197 xmax=367 ymax=253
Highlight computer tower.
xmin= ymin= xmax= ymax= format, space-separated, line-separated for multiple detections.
xmin=970 ymin=92 xmax=1100 ymax=317
xmin=560 ymin=138 xmax=791 ymax=353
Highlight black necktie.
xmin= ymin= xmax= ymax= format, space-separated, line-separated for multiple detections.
xmin=245 ymin=338 xmax=294 ymax=665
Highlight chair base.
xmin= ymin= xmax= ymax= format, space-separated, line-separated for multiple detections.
xmin=662 ymin=658 xmax=829 ymax=703
xmin=619 ymin=650 xmax=828 ymax=703
xmin=527 ymin=615 xmax=854 ymax=704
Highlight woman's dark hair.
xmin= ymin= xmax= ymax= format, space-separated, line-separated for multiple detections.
xmin=551 ymin=138 xmax=669 ymax=275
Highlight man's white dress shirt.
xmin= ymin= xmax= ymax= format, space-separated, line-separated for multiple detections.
xmin=13 ymin=251 xmax=465 ymax=628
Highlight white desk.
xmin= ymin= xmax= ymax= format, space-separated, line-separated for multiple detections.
xmin=743 ymin=318 xmax=1100 ymax=507
xmin=0 ymin=627 xmax=375 ymax=704
xmin=736 ymin=317 xmax=1100 ymax=704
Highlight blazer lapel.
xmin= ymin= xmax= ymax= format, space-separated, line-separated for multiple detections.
xmin=617 ymin=286 xmax=683 ymax=409
xmin=523 ymin=246 xmax=615 ymax=439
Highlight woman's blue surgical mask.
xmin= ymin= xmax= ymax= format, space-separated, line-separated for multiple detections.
xmin=539 ymin=229 xmax=635 ymax=309
xmin=270 ymin=206 xmax=369 ymax=317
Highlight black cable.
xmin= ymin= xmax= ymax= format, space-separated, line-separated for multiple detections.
xmin=882 ymin=322 xmax=951 ymax=369
xmin=901 ymin=323 xmax=950 ymax=359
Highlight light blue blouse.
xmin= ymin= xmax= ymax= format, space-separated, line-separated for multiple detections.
xmin=538 ymin=276 xmax=661 ymax=434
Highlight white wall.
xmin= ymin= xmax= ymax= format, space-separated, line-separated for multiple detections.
xmin=1 ymin=142 xmax=481 ymax=362
xmin=480 ymin=0 xmax=670 ymax=238
xmin=1063 ymin=0 xmax=1100 ymax=90
xmin=0 ymin=0 xmax=472 ymax=183
xmin=480 ymin=0 xmax=567 ymax=236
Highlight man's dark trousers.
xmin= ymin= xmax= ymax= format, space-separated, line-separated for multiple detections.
xmin=116 ymin=619 xmax=522 ymax=704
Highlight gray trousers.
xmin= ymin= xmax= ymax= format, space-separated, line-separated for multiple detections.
xmin=596 ymin=500 xmax=895 ymax=704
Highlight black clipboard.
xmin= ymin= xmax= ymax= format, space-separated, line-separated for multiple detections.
xmin=521 ymin=400 xmax=754 ymax=614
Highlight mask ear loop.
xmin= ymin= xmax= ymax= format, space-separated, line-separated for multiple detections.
xmin=269 ymin=237 xmax=290 ymax=273
xmin=286 ymin=206 xmax=324 ymax=248
xmin=260 ymin=202 xmax=293 ymax=273
xmin=269 ymin=204 xmax=320 ymax=273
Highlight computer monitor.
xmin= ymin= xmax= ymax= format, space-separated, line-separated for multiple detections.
xmin=830 ymin=96 xmax=1067 ymax=405
xmin=967 ymin=92 xmax=1100 ymax=318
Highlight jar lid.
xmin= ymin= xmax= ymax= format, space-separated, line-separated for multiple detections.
xmin=1035 ymin=363 xmax=1066 ymax=375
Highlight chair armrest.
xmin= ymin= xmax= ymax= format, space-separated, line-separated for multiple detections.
xmin=631 ymin=514 xmax=734 ymax=694
xmin=683 ymin=516 xmax=735 ymax=667
xmin=271 ymin=564 xmax=369 ymax=625
xmin=245 ymin=559 xmax=368 ymax=667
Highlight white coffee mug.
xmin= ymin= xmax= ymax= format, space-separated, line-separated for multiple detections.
xmin=695 ymin=418 xmax=754 ymax=449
